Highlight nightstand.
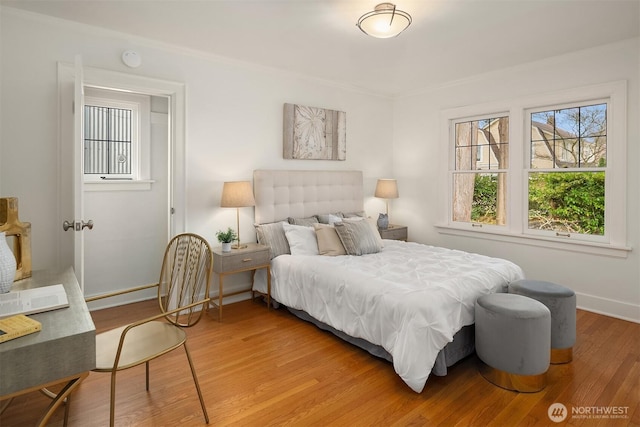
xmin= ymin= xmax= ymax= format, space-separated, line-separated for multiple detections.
xmin=211 ymin=242 xmax=271 ymax=321
xmin=378 ymin=224 xmax=408 ymax=241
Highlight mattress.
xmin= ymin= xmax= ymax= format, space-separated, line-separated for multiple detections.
xmin=253 ymin=239 xmax=524 ymax=392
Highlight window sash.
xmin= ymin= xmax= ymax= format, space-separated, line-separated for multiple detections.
xmin=450 ymin=114 xmax=510 ymax=230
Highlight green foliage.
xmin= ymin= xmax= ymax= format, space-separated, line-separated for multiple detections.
xmin=528 ymin=172 xmax=605 ymax=235
xmin=469 ymin=172 xmax=605 ymax=235
xmin=471 ymin=175 xmax=497 ymax=223
xmin=215 ymin=227 xmax=237 ymax=243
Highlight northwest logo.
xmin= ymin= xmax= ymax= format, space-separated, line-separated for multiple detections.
xmin=548 ymin=403 xmax=568 ymax=423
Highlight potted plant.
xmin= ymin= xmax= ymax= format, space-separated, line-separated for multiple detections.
xmin=216 ymin=227 xmax=237 ymax=253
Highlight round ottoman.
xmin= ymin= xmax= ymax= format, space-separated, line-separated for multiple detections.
xmin=508 ymin=279 xmax=576 ymax=364
xmin=475 ymin=293 xmax=551 ymax=392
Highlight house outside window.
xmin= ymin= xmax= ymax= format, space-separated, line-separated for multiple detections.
xmin=441 ymin=81 xmax=627 ymax=255
xmin=527 ymin=103 xmax=607 ymax=238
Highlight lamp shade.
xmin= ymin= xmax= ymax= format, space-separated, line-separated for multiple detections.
xmin=220 ymin=181 xmax=255 ymax=208
xmin=357 ymin=3 xmax=412 ymax=39
xmin=375 ymin=179 xmax=399 ymax=199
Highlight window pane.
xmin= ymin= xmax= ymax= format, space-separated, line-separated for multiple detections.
xmin=530 ymin=103 xmax=606 ymax=169
xmin=453 ymin=172 xmax=506 ymax=225
xmin=84 ymin=105 xmax=132 ymax=176
xmin=455 ymin=116 xmax=508 ymax=171
xmin=528 ymin=171 xmax=605 ymax=235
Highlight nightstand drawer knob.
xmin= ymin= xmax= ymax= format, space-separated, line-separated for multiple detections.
xmin=242 ymin=258 xmax=253 ymax=262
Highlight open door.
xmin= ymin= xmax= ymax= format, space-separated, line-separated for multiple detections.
xmin=57 ymin=56 xmax=91 ymax=291
xmin=57 ymin=60 xmax=186 ymax=299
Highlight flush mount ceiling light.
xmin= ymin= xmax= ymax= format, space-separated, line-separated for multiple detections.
xmin=356 ymin=2 xmax=412 ymax=38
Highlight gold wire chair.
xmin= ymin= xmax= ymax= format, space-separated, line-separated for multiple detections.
xmin=86 ymin=233 xmax=212 ymax=426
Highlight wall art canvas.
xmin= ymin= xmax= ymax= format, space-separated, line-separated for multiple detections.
xmin=283 ymin=103 xmax=346 ymax=160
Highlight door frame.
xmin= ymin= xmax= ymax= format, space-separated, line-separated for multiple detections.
xmin=57 ymin=63 xmax=186 ymax=291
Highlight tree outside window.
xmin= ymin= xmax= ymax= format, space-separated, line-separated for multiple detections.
xmin=453 ymin=116 xmax=509 ymax=226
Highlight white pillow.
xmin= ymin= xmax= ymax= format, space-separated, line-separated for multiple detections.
xmin=283 ymin=223 xmax=319 ymax=256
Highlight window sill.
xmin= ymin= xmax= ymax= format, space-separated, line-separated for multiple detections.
xmin=84 ymin=180 xmax=155 ymax=192
xmin=435 ymin=224 xmax=632 ymax=258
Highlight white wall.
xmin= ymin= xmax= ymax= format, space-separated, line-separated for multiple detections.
xmin=2 ymin=8 xmax=638 ymax=321
xmin=393 ymin=38 xmax=640 ymax=322
xmin=0 ymin=8 xmax=393 ymax=297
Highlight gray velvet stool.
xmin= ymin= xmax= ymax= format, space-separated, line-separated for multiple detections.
xmin=508 ymin=279 xmax=576 ymax=364
xmin=475 ymin=293 xmax=551 ymax=392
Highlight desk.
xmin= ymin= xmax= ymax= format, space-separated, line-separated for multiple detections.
xmin=0 ymin=268 xmax=96 ymax=425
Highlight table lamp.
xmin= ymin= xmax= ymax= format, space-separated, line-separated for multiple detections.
xmin=220 ymin=181 xmax=255 ymax=249
xmin=374 ymin=179 xmax=399 ymax=224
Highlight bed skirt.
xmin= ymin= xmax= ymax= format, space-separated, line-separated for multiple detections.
xmin=286 ymin=306 xmax=475 ymax=377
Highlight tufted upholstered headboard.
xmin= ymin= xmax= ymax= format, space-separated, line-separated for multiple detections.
xmin=253 ymin=170 xmax=364 ymax=224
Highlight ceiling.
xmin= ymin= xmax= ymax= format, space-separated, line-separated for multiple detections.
xmin=2 ymin=0 xmax=639 ymax=97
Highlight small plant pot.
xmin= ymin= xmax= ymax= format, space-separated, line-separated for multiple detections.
xmin=221 ymin=242 xmax=232 ymax=253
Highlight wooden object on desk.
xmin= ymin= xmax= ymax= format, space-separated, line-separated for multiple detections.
xmin=378 ymin=224 xmax=408 ymax=241
xmin=0 ymin=267 xmax=95 ymax=426
xmin=0 ymin=314 xmax=41 ymax=343
xmin=212 ymin=242 xmax=270 ymax=321
xmin=0 ymin=197 xmax=32 ymax=281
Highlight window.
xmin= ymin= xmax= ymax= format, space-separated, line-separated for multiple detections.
xmin=83 ymin=87 xmax=151 ymax=187
xmin=84 ymin=103 xmax=137 ymax=180
xmin=527 ymin=103 xmax=607 ymax=238
xmin=441 ymin=81 xmax=628 ymax=255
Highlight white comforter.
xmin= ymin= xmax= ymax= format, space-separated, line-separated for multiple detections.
xmin=254 ymin=240 xmax=524 ymax=392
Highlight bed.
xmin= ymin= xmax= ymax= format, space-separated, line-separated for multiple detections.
xmin=251 ymin=169 xmax=524 ymax=393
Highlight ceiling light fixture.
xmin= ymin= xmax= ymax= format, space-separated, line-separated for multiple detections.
xmin=356 ymin=3 xmax=412 ymax=39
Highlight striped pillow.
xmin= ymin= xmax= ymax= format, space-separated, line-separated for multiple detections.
xmin=287 ymin=216 xmax=319 ymax=227
xmin=334 ymin=219 xmax=383 ymax=256
xmin=255 ymin=221 xmax=290 ymax=259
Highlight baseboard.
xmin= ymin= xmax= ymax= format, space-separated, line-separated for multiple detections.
xmin=576 ymin=292 xmax=640 ymax=323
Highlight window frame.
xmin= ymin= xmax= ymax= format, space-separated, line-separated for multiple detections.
xmin=83 ymin=87 xmax=152 ymax=191
xmin=438 ymin=81 xmax=629 ymax=257
xmin=524 ymin=99 xmax=609 ymax=244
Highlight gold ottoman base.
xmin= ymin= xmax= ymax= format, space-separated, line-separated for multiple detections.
xmin=478 ymin=359 xmax=547 ymax=392
xmin=551 ymin=347 xmax=573 ymax=364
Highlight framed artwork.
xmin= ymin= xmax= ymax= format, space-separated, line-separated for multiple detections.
xmin=283 ymin=103 xmax=346 ymax=160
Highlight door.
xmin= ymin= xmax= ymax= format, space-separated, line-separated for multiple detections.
xmin=82 ymin=88 xmax=168 ymax=298
xmin=58 ymin=61 xmax=186 ymax=296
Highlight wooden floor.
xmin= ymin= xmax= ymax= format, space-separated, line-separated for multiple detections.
xmin=1 ymin=299 xmax=638 ymax=426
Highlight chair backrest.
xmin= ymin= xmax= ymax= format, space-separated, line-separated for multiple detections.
xmin=157 ymin=233 xmax=212 ymax=327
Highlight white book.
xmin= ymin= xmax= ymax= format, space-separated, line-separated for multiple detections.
xmin=0 ymin=284 xmax=69 ymax=318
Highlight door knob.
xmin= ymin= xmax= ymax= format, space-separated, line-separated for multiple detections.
xmin=63 ymin=220 xmax=94 ymax=231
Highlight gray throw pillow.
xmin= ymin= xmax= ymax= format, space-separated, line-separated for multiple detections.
xmin=334 ymin=219 xmax=382 ymax=256
xmin=255 ymin=221 xmax=290 ymax=258
xmin=287 ymin=216 xmax=319 ymax=227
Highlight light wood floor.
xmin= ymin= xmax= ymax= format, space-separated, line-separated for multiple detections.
xmin=1 ymin=298 xmax=638 ymax=426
